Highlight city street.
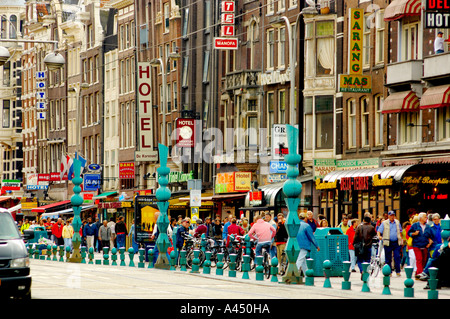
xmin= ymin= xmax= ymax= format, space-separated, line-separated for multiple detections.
xmin=29 ymin=257 xmax=450 ymax=301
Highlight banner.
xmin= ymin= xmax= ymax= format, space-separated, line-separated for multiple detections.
xmin=119 ymin=162 xmax=135 ymax=179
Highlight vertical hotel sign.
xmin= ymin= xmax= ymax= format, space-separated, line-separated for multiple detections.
xmin=339 ymin=8 xmax=372 ymax=93
xmin=135 ymin=62 xmax=158 ymax=162
xmin=36 ymin=71 xmax=47 ymax=120
xmin=214 ymin=0 xmax=238 ymax=50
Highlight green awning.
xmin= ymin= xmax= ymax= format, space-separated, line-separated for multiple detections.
xmin=93 ymin=191 xmax=118 ymax=199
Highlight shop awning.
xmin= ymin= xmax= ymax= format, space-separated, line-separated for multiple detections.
xmin=384 ymin=0 xmax=421 ymax=21
xmin=31 ymin=200 xmax=71 ymax=213
xmin=245 ymin=175 xmax=313 ymax=207
xmin=40 ymin=205 xmax=95 ymax=218
xmin=322 ymin=165 xmax=415 ymax=184
xmin=382 ymin=91 xmax=420 ymax=114
xmin=0 ymin=196 xmax=12 ymax=203
xmin=7 ymin=203 xmax=21 ymax=213
xmin=420 ymin=85 xmax=450 ymax=109
xmin=93 ymin=191 xmax=118 ymax=199
xmin=211 ymin=193 xmax=247 ymax=201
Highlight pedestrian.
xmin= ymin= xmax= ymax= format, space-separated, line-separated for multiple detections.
xmin=176 ymin=218 xmax=191 ymax=258
xmin=339 ymin=216 xmax=350 ymax=234
xmin=52 ymin=218 xmax=65 ymax=246
xmin=405 ymin=216 xmax=417 ymax=273
xmin=98 ymin=220 xmax=112 ymax=253
xmin=274 ymin=213 xmax=288 ymax=266
xmin=62 ymin=218 xmax=74 ymax=252
xmin=319 ymin=219 xmax=329 ymax=228
xmin=212 ymin=217 xmax=223 ymax=241
xmin=347 ymin=219 xmax=360 ymax=272
xmin=129 ymin=219 xmax=139 ymax=253
xmin=20 ymin=218 xmax=30 ymax=234
xmin=83 ymin=217 xmax=98 ymax=251
xmin=107 ymin=217 xmax=116 ymax=249
xmin=115 ymin=216 xmax=128 ymax=249
xmin=222 ymin=214 xmax=232 ymax=241
xmin=377 ymin=211 xmax=403 ymax=276
xmin=296 ymin=212 xmax=320 ymax=276
xmin=353 ymin=215 xmax=377 ymax=273
xmin=194 ymin=219 xmax=208 ymax=238
xmin=264 ymin=212 xmax=277 ymax=228
xmin=306 ymin=211 xmax=319 ymax=233
xmin=204 ymin=216 xmax=214 ymax=238
xmin=241 ymin=218 xmax=250 ymax=234
xmin=434 ymin=31 xmax=448 ymax=54
xmin=401 ymin=220 xmax=411 ymax=268
xmin=408 ymin=212 xmax=434 ymax=278
xmin=94 ymin=217 xmax=102 ymax=252
xmin=429 ymin=213 xmax=442 ymax=256
xmin=226 ymin=217 xmax=244 ymax=249
xmin=247 ymin=214 xmax=276 ymax=258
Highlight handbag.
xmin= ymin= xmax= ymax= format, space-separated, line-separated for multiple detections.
xmin=354 ymin=241 xmax=364 ymax=256
xmin=407 ymin=236 xmax=413 ymax=247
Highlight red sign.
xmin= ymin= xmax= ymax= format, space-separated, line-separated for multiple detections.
xmin=221 ymin=25 xmax=235 ymax=37
xmin=221 ymin=1 xmax=235 ymax=12
xmin=221 ymin=13 xmax=235 ymax=24
xmin=50 ymin=172 xmax=61 ymax=181
xmin=176 ymin=118 xmax=195 ymax=148
xmin=38 ymin=174 xmax=50 ymax=182
xmin=426 ymin=0 xmax=450 ymax=9
xmin=119 ymin=162 xmax=135 ymax=179
xmin=214 ymin=38 xmax=238 ymax=50
xmin=340 ymin=176 xmax=370 ymax=191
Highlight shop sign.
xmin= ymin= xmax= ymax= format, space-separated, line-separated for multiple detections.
xmin=403 ymin=176 xmax=450 ymax=186
xmin=261 ymin=69 xmax=291 ymax=86
xmin=119 ymin=162 xmax=135 ymax=179
xmin=135 ymin=195 xmax=158 ymax=243
xmin=82 ymin=192 xmax=96 ymax=204
xmin=50 ymin=172 xmax=62 ymax=182
xmin=234 ymin=172 xmax=252 ymax=192
xmin=313 ymin=159 xmax=337 ymax=180
xmin=84 ymin=174 xmax=101 ymax=191
xmin=135 ymin=62 xmax=158 ymax=162
xmin=249 ymin=191 xmax=263 ymax=206
xmin=337 ymin=158 xmax=380 ymax=170
xmin=270 ymin=161 xmax=298 ymax=174
xmin=98 ymin=202 xmax=122 ymax=209
xmin=315 ymin=178 xmax=338 ymax=190
xmin=271 ymin=124 xmax=298 ymax=160
xmin=339 ymin=74 xmax=372 ymax=93
xmin=122 ymin=201 xmax=133 ymax=208
xmin=190 ymin=189 xmax=201 ymax=207
xmin=267 ymin=174 xmax=288 ymax=183
xmin=21 ymin=197 xmax=38 ymax=210
xmin=339 ymin=176 xmax=370 ymax=191
xmin=1 ymin=179 xmax=21 ymax=191
xmin=215 ymin=172 xmax=235 ymax=193
xmin=372 ymin=174 xmax=393 ymax=187
xmin=134 ymin=189 xmax=154 ymax=196
xmin=176 ymin=118 xmax=195 ymax=148
xmin=216 ymin=171 xmax=251 ymax=193
xmin=168 ymin=171 xmax=194 ymax=183
xmin=37 ymin=174 xmax=50 ymax=182
xmin=191 ymin=207 xmax=200 ymax=222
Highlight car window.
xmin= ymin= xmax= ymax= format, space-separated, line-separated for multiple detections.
xmin=0 ymin=213 xmax=21 ymax=240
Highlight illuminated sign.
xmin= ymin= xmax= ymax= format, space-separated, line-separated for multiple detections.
xmin=372 ymin=174 xmax=393 ymax=187
xmin=315 ymin=178 xmax=338 ymax=190
xmin=403 ymin=176 xmax=450 ymax=186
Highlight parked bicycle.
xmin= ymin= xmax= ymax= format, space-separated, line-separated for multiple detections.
xmin=367 ymin=237 xmax=384 ymax=278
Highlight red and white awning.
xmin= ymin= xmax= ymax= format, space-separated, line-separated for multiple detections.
xmin=384 ymin=0 xmax=422 ymax=21
xmin=382 ymin=91 xmax=420 ymax=114
xmin=420 ymin=85 xmax=450 ymax=109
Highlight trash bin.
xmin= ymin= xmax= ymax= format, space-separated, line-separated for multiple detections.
xmin=309 ymin=227 xmax=349 ymax=277
xmin=26 ymin=226 xmax=48 ymax=244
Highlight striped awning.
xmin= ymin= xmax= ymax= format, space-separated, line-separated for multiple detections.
xmin=420 ymin=85 xmax=450 ymax=109
xmin=384 ymin=0 xmax=421 ymax=21
xmin=382 ymin=91 xmax=420 ymax=114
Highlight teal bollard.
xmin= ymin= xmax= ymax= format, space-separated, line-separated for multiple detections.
xmin=128 ymin=248 xmax=135 ymax=267
xmin=382 ymin=264 xmax=392 ymax=295
xmin=179 ymin=250 xmax=187 ymax=272
xmin=119 ymin=247 xmax=126 ymax=266
xmin=88 ymin=247 xmax=94 ymax=264
xmin=170 ymin=251 xmax=177 ymax=271
xmin=80 ymin=246 xmax=86 ymax=264
xmin=270 ymin=257 xmax=279 ymax=283
xmin=138 ymin=248 xmax=145 ymax=268
xmin=242 ymin=255 xmax=250 ymax=280
xmin=28 ymin=245 xmax=33 ymax=259
xmin=111 ymin=247 xmax=118 ymax=266
xmin=342 ymin=261 xmax=351 ymax=290
xmin=203 ymin=252 xmax=211 ymax=274
xmin=228 ymin=254 xmax=237 ymax=278
xmin=404 ymin=266 xmax=414 ymax=298
xmin=428 ymin=267 xmax=439 ymax=299
xmin=52 ymin=245 xmax=58 ymax=261
xmin=323 ymin=260 xmax=332 ymax=288
xmin=34 ymin=245 xmax=39 ymax=260
xmin=191 ymin=250 xmax=200 ymax=273
xmin=148 ymin=249 xmax=154 ymax=268
xmin=361 ymin=262 xmax=370 ymax=292
xmin=46 ymin=245 xmax=52 ymax=260
xmin=305 ymin=258 xmax=315 ymax=286
xmin=245 ymin=235 xmax=251 ymax=256
xmin=59 ymin=245 xmax=65 ymax=262
xmin=65 ymin=246 xmax=71 ymax=261
xmin=255 ymin=256 xmax=264 ymax=281
xmin=216 ymin=253 xmax=224 ymax=276
xmin=103 ymin=247 xmax=110 ymax=265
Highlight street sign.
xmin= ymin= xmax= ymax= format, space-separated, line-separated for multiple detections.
xmin=83 ymin=174 xmax=101 ymax=191
xmin=214 ymin=37 xmax=238 ymax=50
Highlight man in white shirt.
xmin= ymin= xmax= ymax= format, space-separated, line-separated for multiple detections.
xmin=435 ymin=31 xmax=447 ymax=54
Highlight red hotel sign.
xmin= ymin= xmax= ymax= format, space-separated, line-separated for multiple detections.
xmin=214 ymin=38 xmax=238 ymax=50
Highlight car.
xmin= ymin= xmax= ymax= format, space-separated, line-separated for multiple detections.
xmin=0 ymin=208 xmax=33 ymax=299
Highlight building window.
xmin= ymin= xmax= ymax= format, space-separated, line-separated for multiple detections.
xmin=437 ymin=107 xmax=450 ymax=141
xmin=278 ymin=27 xmax=286 ymax=68
xmin=304 ymin=97 xmax=313 ymax=150
xmin=9 ymin=15 xmax=17 ymax=39
xmin=248 ymin=116 xmax=258 ymax=147
xmin=375 ymin=95 xmax=384 ymax=145
xmin=347 ymin=99 xmax=356 ymax=148
xmin=267 ymin=0 xmax=275 ymax=15
xmin=375 ymin=10 xmax=385 ymax=64
xmin=164 ymin=3 xmax=170 ymax=33
xmin=2 ymin=100 xmax=10 ymax=128
xmin=316 ymin=21 xmax=335 ymax=76
xmin=173 ymin=81 xmax=178 ymax=110
xmin=267 ymin=29 xmax=275 ymax=69
xmin=279 ymin=90 xmax=286 ymax=124
xmin=182 ymin=8 xmax=189 ymax=37
xmin=361 ymin=97 xmax=370 ymax=147
xmin=399 ymin=112 xmax=419 ymax=144
xmin=182 ymin=56 xmax=189 ymax=87
xmin=315 ymin=96 xmax=334 ymax=149
xmin=363 ymin=15 xmax=371 ymax=68
xmin=401 ymin=20 xmax=420 ymax=61
xmin=267 ymin=92 xmax=274 ymax=147
xmin=203 ymin=51 xmax=210 ymax=83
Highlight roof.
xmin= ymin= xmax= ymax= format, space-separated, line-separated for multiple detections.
xmin=31 ymin=200 xmax=71 ymax=213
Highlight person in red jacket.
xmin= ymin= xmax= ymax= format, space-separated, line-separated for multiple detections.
xmin=52 ymin=218 xmax=65 ymax=246
xmin=346 ymin=219 xmax=359 ymax=272
xmin=226 ymin=218 xmax=244 ymax=248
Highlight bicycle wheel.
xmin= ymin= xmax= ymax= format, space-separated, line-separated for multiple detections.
xmin=263 ymin=251 xmax=271 ymax=279
xmin=278 ymin=252 xmax=287 ymax=276
xmin=186 ymin=250 xmax=205 ymax=269
xmin=368 ymin=259 xmax=381 ymax=278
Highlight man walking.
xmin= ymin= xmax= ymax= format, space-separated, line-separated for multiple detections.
xmin=98 ymin=220 xmax=112 ymax=253
xmin=52 ymin=218 xmax=65 ymax=246
xmin=354 ymin=215 xmax=377 ymax=273
xmin=296 ymin=213 xmax=320 ymax=275
xmin=274 ymin=213 xmax=288 ymax=266
xmin=377 ymin=211 xmax=403 ymax=276
xmin=83 ymin=217 xmax=98 ymax=250
xmin=115 ymin=216 xmax=128 ymax=249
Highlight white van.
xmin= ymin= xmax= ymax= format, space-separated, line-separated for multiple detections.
xmin=0 ymin=209 xmax=32 ymax=299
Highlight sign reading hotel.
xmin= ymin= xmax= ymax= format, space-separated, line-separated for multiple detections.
xmin=36 ymin=71 xmax=47 ymax=120
xmin=215 ymin=172 xmax=251 ymax=193
xmin=339 ymin=8 xmax=372 ymax=93
xmin=425 ymin=0 xmax=450 ymax=28
xmin=135 ymin=62 xmax=158 ymax=162
xmin=214 ymin=0 xmax=238 ymax=50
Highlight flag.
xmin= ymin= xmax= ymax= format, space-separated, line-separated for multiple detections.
xmin=60 ymin=155 xmax=73 ymax=180
xmin=68 ymin=153 xmax=87 ymax=180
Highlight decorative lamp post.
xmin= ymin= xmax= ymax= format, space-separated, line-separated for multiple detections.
xmin=281 ymin=124 xmax=302 ymax=284
xmin=68 ymin=155 xmax=83 ymax=262
xmin=154 ymin=143 xmax=171 ymax=269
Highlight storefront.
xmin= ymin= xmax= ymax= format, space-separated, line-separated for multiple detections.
xmin=318 ymin=164 xmax=450 ymax=224
xmin=32 ymin=200 xmax=72 ymax=221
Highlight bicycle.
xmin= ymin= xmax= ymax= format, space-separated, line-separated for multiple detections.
xmin=228 ymin=235 xmax=256 ymax=272
xmin=255 ymin=241 xmax=273 ymax=279
xmin=367 ymin=237 xmax=384 ymax=278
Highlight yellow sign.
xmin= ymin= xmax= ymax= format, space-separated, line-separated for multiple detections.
xmin=339 ymin=74 xmax=372 ymax=93
xmin=234 ymin=172 xmax=252 ymax=192
xmin=349 ymin=8 xmax=363 ymax=75
xmin=403 ymin=176 xmax=450 ymax=186
xmin=372 ymin=174 xmax=393 ymax=187
xmin=315 ymin=178 xmax=338 ymax=190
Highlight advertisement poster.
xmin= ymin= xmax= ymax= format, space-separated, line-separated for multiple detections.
xmin=134 ymin=195 xmax=159 ymax=243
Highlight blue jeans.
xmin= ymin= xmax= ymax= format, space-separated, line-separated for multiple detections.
xmin=117 ymin=234 xmax=126 ymax=248
xmin=384 ymin=241 xmax=402 ymax=274
xmin=255 ymin=241 xmax=276 ymax=259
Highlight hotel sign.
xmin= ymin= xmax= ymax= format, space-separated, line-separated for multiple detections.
xmin=425 ymin=0 xmax=450 ymax=28
xmin=339 ymin=8 xmax=372 ymax=93
xmin=214 ymin=0 xmax=238 ymax=50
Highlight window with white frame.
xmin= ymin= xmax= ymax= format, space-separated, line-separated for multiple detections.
xmin=267 ymin=0 xmax=275 ymax=15
xmin=437 ymin=107 xmax=450 ymax=141
xmin=363 ymin=15 xmax=371 ymax=68
xmin=401 ymin=19 xmax=420 ymax=61
xmin=267 ymin=29 xmax=275 ymax=69
xmin=316 ymin=21 xmax=335 ymax=75
xmin=399 ymin=112 xmax=419 ymax=144
xmin=267 ymin=92 xmax=275 ymax=147
xmin=279 ymin=90 xmax=286 ymax=124
xmin=289 ymin=0 xmax=297 ymax=9
xmin=375 ymin=95 xmax=384 ymax=145
xmin=315 ymin=96 xmax=334 ymax=149
xmin=347 ymin=99 xmax=356 ymax=148
xmin=278 ymin=27 xmax=286 ymax=68
xmin=278 ymin=0 xmax=285 ymax=12
xmin=164 ymin=2 xmax=170 ymax=33
xmin=375 ymin=10 xmax=385 ymax=64
xmin=361 ymin=97 xmax=370 ymax=147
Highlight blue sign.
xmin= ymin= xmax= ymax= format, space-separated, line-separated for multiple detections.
xmin=84 ymin=174 xmax=101 ymax=191
xmin=269 ymin=161 xmax=299 ymax=174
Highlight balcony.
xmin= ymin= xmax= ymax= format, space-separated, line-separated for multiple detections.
xmin=222 ymin=70 xmax=261 ymax=92
xmin=423 ymin=52 xmax=450 ymax=80
xmin=386 ymin=60 xmax=423 ymax=87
